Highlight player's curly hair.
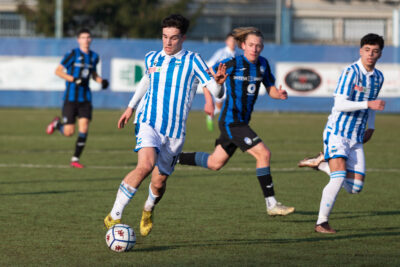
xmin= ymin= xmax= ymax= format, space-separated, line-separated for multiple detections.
xmin=232 ymin=27 xmax=263 ymax=48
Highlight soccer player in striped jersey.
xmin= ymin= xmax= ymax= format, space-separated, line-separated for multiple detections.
xmin=104 ymin=14 xmax=225 ymax=236
xmin=298 ymin=34 xmax=386 ymax=234
xmin=205 ymin=32 xmax=238 ymax=131
xmin=179 ymin=27 xmax=295 ymax=216
xmin=46 ymin=28 xmax=109 ymax=168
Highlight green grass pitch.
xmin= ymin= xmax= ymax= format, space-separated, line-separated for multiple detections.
xmin=0 ymin=108 xmax=399 ymax=266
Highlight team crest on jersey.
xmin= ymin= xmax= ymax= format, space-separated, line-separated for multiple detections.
xmin=244 ymin=137 xmax=252 ymax=145
xmin=175 ymin=59 xmax=182 ymax=65
xmin=260 ymin=66 xmax=265 ymax=74
xmin=354 ymin=85 xmax=367 ymax=93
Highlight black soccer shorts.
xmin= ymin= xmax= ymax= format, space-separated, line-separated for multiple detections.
xmin=215 ymin=122 xmax=262 ymax=157
xmin=62 ymin=101 xmax=92 ymax=124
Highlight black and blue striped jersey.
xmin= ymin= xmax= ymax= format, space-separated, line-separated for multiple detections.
xmin=61 ymin=48 xmax=100 ymax=102
xmin=213 ymin=55 xmax=275 ymax=127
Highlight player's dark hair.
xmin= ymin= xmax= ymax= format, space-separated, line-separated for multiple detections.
xmin=360 ymin=33 xmax=384 ymax=50
xmin=77 ymin=28 xmax=91 ymax=37
xmin=162 ymin=14 xmax=190 ymax=35
xmin=232 ymin=27 xmax=263 ymax=48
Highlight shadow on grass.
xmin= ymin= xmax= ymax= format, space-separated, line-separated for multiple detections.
xmin=284 ymin=210 xmax=400 ymax=223
xmin=132 ymin=230 xmax=400 ymax=252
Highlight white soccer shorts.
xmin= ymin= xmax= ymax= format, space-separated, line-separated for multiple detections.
xmin=323 ymin=128 xmax=366 ymax=176
xmin=134 ymin=122 xmax=184 ymax=176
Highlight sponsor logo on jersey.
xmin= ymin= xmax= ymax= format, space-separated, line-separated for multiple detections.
xmin=284 ymin=68 xmax=321 ymax=92
xmin=354 ymin=84 xmax=369 ymax=93
xmin=148 ymin=66 xmax=162 ymax=74
xmin=233 ymin=76 xmax=263 ymax=82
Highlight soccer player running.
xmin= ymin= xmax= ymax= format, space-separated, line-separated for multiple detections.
xmin=298 ymin=34 xmax=385 ymax=234
xmin=179 ymin=27 xmax=295 ymax=216
xmin=46 ymin=28 xmax=109 ymax=168
xmin=205 ymin=32 xmax=238 ymax=131
xmin=103 ymin=14 xmax=225 ymax=236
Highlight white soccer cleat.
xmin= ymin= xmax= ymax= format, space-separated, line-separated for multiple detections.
xmin=267 ymin=202 xmax=295 ymax=216
xmin=297 ymin=152 xmax=325 ymax=168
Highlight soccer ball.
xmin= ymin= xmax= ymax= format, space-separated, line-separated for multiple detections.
xmin=105 ymin=224 xmax=136 ymax=252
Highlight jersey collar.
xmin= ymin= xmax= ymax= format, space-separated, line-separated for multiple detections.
xmin=356 ymin=58 xmax=375 ymax=76
xmin=161 ymin=49 xmax=186 ymax=59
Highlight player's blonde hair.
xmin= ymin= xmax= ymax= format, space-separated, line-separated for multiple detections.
xmin=232 ymin=27 xmax=264 ymax=49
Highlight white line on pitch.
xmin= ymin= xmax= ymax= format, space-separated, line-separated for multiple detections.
xmin=0 ymin=163 xmax=399 ymax=173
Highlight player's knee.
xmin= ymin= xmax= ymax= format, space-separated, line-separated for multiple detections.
xmin=62 ymin=127 xmax=74 ymax=136
xmin=135 ymin=165 xmax=154 ymax=177
xmin=151 ymin=181 xmax=166 ymax=192
xmin=207 ymin=160 xmax=225 ymax=171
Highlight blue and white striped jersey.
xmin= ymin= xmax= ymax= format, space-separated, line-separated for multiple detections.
xmin=326 ymin=59 xmax=384 ymax=142
xmin=135 ymin=49 xmax=213 ymax=139
xmin=61 ymin=48 xmax=99 ymax=102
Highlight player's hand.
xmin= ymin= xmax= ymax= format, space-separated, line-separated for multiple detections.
xmin=73 ymin=77 xmax=83 ymax=85
xmin=277 ymin=85 xmax=288 ymax=100
xmin=101 ymin=79 xmax=109 ymax=90
xmin=363 ymin=128 xmax=374 ymax=143
xmin=118 ymin=107 xmax=134 ymax=129
xmin=204 ymin=99 xmax=215 ymax=117
xmin=210 ymin=63 xmax=228 ymax=85
xmin=368 ymin=100 xmax=385 ymax=111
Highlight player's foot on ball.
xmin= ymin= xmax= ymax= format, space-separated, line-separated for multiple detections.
xmin=315 ymin=222 xmax=336 ymax=234
xmin=70 ymin=161 xmax=84 ymax=168
xmin=140 ymin=209 xmax=153 ymax=236
xmin=206 ymin=115 xmax=214 ymax=131
xmin=104 ymin=213 xmax=121 ymax=230
xmin=267 ymin=202 xmax=295 ymax=216
xmin=298 ymin=152 xmax=325 ymax=168
xmin=46 ymin=116 xmax=60 ymax=135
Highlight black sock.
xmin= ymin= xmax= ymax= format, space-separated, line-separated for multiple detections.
xmin=178 ymin=152 xmax=196 ymax=166
xmin=257 ymin=174 xmax=275 ymax=197
xmin=73 ymin=132 xmax=87 ymax=159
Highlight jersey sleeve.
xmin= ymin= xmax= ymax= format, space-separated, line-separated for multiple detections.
xmin=60 ymin=49 xmax=75 ymax=69
xmin=334 ymin=66 xmax=357 ymax=98
xmin=261 ymin=59 xmax=275 ymax=87
xmin=92 ymin=52 xmax=99 ymax=73
xmin=193 ymin=53 xmax=213 ymax=86
xmin=144 ymin=51 xmax=156 ymax=76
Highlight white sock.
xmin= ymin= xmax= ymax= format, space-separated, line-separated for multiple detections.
xmin=266 ymin=196 xmax=277 ymax=209
xmin=343 ymin=178 xmax=364 ymax=194
xmin=316 ymin=171 xmax=346 ymax=225
xmin=214 ymin=107 xmax=221 ymax=116
xmin=318 ymin=162 xmax=331 ymax=175
xmin=71 ymin=156 xmax=79 ymax=162
xmin=143 ymin=184 xmax=159 ymax=212
xmin=110 ymin=181 xmax=137 ymax=220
